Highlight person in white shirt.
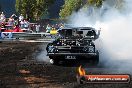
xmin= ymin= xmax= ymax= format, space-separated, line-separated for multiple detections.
xmin=20 ymin=20 xmax=24 ymax=29
xmin=19 ymin=14 xmax=24 ymax=22
xmin=11 ymin=14 xmax=18 ymax=20
xmin=35 ymin=24 xmax=40 ymax=33
xmin=46 ymin=24 xmax=51 ymax=33
xmin=0 ymin=12 xmax=6 ymax=22
xmin=24 ymin=19 xmax=29 ymax=29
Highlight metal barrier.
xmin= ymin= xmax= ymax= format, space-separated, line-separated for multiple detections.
xmin=0 ymin=32 xmax=55 ymax=42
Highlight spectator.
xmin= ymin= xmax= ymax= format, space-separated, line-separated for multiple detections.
xmin=46 ymin=24 xmax=52 ymax=33
xmin=11 ymin=14 xmax=18 ymax=20
xmin=14 ymin=20 xmax=19 ymax=26
xmin=20 ymin=20 xmax=24 ymax=29
xmin=23 ymin=19 xmax=29 ymax=29
xmin=19 ymin=14 xmax=24 ymax=22
xmin=55 ymin=24 xmax=59 ymax=29
xmin=58 ymin=23 xmax=64 ymax=31
xmin=0 ymin=22 xmax=6 ymax=32
xmin=8 ymin=17 xmax=14 ymax=26
xmin=0 ymin=12 xmax=6 ymax=22
xmin=35 ymin=24 xmax=40 ymax=33
xmin=13 ymin=25 xmax=20 ymax=32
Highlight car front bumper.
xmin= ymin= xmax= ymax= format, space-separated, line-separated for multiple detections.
xmin=47 ymin=52 xmax=97 ymax=56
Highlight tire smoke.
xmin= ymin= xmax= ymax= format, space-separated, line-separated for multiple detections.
xmin=35 ymin=43 xmax=50 ymax=63
xmin=69 ymin=0 xmax=132 ymax=73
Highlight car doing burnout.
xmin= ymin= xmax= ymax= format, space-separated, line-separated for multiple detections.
xmin=46 ymin=27 xmax=101 ymax=65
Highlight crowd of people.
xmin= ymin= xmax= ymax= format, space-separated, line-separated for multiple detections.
xmin=0 ymin=12 xmax=65 ymax=33
xmin=0 ymin=12 xmax=34 ymax=32
xmin=46 ymin=23 xmax=64 ymax=33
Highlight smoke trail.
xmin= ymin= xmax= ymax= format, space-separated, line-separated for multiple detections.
xmin=69 ymin=0 xmax=132 ymax=73
xmin=35 ymin=43 xmax=50 ymax=63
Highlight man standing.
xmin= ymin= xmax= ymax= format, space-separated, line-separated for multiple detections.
xmin=0 ymin=12 xmax=6 ymax=22
xmin=35 ymin=24 xmax=40 ymax=33
xmin=19 ymin=14 xmax=24 ymax=22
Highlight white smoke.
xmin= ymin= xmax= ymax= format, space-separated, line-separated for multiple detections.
xmin=36 ymin=44 xmax=50 ymax=63
xmin=69 ymin=0 xmax=132 ymax=73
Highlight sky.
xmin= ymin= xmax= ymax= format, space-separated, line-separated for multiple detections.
xmin=0 ymin=0 xmax=16 ymax=17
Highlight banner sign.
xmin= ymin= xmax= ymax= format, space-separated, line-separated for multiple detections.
xmin=1 ymin=32 xmax=13 ymax=39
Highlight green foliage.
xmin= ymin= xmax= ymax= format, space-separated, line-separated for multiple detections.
xmin=59 ymin=0 xmax=105 ymax=19
xmin=15 ymin=0 xmax=21 ymax=13
xmin=59 ymin=0 xmax=82 ymax=19
xmin=59 ymin=0 xmax=126 ymax=19
xmin=87 ymin=0 xmax=104 ymax=7
xmin=15 ymin=0 xmax=54 ymax=21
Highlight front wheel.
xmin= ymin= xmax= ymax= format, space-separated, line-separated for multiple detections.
xmin=92 ymin=55 xmax=99 ymax=65
xmin=91 ymin=51 xmax=99 ymax=65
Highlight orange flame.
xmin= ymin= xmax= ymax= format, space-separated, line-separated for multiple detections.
xmin=78 ymin=65 xmax=86 ymax=76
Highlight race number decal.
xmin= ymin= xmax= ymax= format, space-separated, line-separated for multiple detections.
xmin=1 ymin=32 xmax=12 ymax=39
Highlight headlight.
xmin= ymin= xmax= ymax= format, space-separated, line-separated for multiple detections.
xmin=89 ymin=46 xmax=94 ymax=53
xmin=48 ymin=46 xmax=58 ymax=53
xmin=83 ymin=46 xmax=89 ymax=52
xmin=48 ymin=46 xmax=54 ymax=52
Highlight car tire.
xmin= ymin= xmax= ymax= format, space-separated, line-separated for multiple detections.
xmin=93 ymin=55 xmax=99 ymax=65
xmin=92 ymin=51 xmax=99 ymax=65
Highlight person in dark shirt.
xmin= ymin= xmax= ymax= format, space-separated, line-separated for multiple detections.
xmin=0 ymin=22 xmax=6 ymax=32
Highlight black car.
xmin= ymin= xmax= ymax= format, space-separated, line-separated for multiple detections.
xmin=46 ymin=27 xmax=100 ymax=65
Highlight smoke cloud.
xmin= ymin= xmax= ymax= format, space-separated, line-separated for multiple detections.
xmin=35 ymin=44 xmax=50 ymax=63
xmin=69 ymin=0 xmax=132 ymax=73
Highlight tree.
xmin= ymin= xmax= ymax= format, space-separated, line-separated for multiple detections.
xmin=34 ymin=0 xmax=54 ymax=20
xmin=15 ymin=0 xmax=22 ymax=14
xmin=87 ymin=0 xmax=104 ymax=7
xmin=59 ymin=0 xmax=83 ymax=19
xmin=59 ymin=0 xmax=105 ymax=19
xmin=15 ymin=0 xmax=54 ymax=21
